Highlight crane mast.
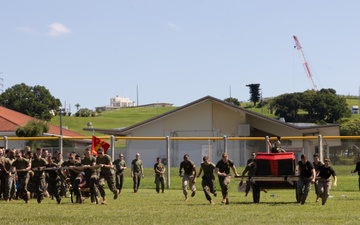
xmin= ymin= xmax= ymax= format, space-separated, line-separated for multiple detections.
xmin=293 ymin=35 xmax=318 ymax=91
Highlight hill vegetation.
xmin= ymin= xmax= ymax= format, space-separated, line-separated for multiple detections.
xmin=50 ymin=97 xmax=360 ymax=136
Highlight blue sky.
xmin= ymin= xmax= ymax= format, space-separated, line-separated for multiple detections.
xmin=1 ymin=1 xmax=360 ymax=112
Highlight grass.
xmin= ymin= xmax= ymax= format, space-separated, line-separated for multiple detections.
xmin=1 ymin=165 xmax=360 ymax=225
xmin=51 ymin=107 xmax=177 ymax=136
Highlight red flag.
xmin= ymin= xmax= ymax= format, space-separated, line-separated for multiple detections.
xmin=92 ymin=136 xmax=110 ymax=156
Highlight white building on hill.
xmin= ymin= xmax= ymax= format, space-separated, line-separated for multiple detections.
xmin=110 ymin=96 xmax=135 ymax=108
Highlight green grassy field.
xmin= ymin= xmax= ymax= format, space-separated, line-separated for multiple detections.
xmin=1 ymin=165 xmax=359 ymax=225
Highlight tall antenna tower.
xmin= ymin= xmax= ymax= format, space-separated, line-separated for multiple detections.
xmin=293 ymin=35 xmax=318 ymax=91
xmin=0 ymin=73 xmax=3 ymax=93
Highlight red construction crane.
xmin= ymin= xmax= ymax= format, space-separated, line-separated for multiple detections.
xmin=293 ymin=35 xmax=318 ymax=91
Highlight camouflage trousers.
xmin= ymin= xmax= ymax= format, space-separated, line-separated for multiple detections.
xmin=296 ymin=177 xmax=312 ymax=204
xmin=3 ymin=173 xmax=15 ymax=200
xmin=33 ymin=175 xmax=46 ymax=203
xmin=218 ymin=175 xmax=231 ymax=199
xmin=155 ymin=174 xmax=164 ymax=193
xmin=201 ymin=175 xmax=216 ymax=201
xmin=98 ymin=171 xmax=117 ymax=198
xmin=182 ymin=174 xmax=196 ymax=197
xmin=316 ymin=178 xmax=332 ymax=205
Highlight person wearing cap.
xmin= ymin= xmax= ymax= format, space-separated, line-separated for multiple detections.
xmin=179 ymin=154 xmax=197 ymax=201
xmin=131 ymin=153 xmax=144 ymax=193
xmin=113 ymin=153 xmax=127 ymax=194
xmin=197 ymin=156 xmax=216 ymax=204
xmin=96 ymin=148 xmax=119 ymax=204
xmin=215 ymin=152 xmax=239 ymax=204
xmin=296 ymin=154 xmax=316 ymax=205
xmin=312 ymin=153 xmax=324 ymax=202
xmin=154 ymin=157 xmax=165 ymax=193
xmin=316 ymin=158 xmax=337 ymax=205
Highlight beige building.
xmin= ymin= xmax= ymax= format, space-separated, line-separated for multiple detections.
xmin=110 ymin=96 xmax=135 ymax=108
xmin=93 ymin=96 xmax=340 ymax=168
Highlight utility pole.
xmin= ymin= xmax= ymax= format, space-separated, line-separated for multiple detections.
xmin=59 ymin=108 xmax=66 ymax=136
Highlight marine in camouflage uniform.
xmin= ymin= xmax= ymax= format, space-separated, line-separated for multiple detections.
xmin=31 ymin=153 xmax=48 ymax=203
xmin=131 ymin=153 xmax=144 ymax=193
xmin=312 ymin=153 xmax=324 ymax=202
xmin=62 ymin=155 xmax=83 ymax=203
xmin=96 ymin=148 xmax=119 ymax=204
xmin=154 ymin=157 xmax=165 ymax=193
xmin=45 ymin=156 xmax=63 ymax=204
xmin=179 ymin=154 xmax=197 ymax=201
xmin=2 ymin=149 xmax=16 ymax=201
xmin=0 ymin=147 xmax=5 ymax=199
xmin=12 ymin=150 xmax=31 ymax=203
xmin=317 ymin=158 xmax=337 ymax=205
xmin=296 ymin=154 xmax=316 ymax=205
xmin=113 ymin=153 xmax=127 ymax=193
xmin=197 ymin=156 xmax=217 ymax=204
xmin=215 ymin=152 xmax=239 ymax=204
xmin=82 ymin=148 xmax=100 ymax=204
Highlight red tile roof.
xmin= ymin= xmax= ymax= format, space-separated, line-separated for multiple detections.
xmin=0 ymin=106 xmax=84 ymax=136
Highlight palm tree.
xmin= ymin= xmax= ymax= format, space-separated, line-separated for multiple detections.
xmin=75 ymin=103 xmax=80 ymax=111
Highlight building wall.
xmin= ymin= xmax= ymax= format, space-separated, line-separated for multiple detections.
xmin=122 ymin=100 xmax=341 ymax=168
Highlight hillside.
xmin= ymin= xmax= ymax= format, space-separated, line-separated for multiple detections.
xmin=51 ymin=98 xmax=360 ymax=136
xmin=51 ymin=106 xmax=177 ymax=136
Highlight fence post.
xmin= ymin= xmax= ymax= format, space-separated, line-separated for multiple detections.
xmin=318 ymin=135 xmax=323 ymax=162
xmin=266 ymin=136 xmax=270 ymax=153
xmin=166 ymin=136 xmax=171 ymax=188
xmin=59 ymin=136 xmax=63 ymax=156
xmin=4 ymin=136 xmax=8 ymax=150
xmin=110 ymin=135 xmax=115 ymax=160
xmin=223 ymin=135 xmax=227 ymax=153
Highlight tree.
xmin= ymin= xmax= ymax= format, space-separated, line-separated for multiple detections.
xmin=271 ymin=89 xmax=351 ymax=123
xmin=16 ymin=120 xmax=50 ymax=149
xmin=0 ymin=83 xmax=61 ymax=121
xmin=271 ymin=93 xmax=302 ymax=122
xmin=75 ymin=103 xmax=80 ymax=111
xmin=312 ymin=89 xmax=351 ymax=123
xmin=246 ymin=83 xmax=261 ymax=107
xmin=75 ymin=108 xmax=93 ymax=117
xmin=224 ymin=97 xmax=240 ymax=106
xmin=16 ymin=120 xmax=50 ymax=137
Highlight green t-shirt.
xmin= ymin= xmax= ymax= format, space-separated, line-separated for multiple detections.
xmin=82 ymin=156 xmax=98 ymax=176
xmin=12 ymin=158 xmax=30 ymax=177
xmin=96 ymin=154 xmax=112 ymax=173
xmin=32 ymin=157 xmax=48 ymax=176
xmin=200 ymin=162 xmax=216 ymax=179
xmin=132 ymin=159 xmax=143 ymax=173
xmin=113 ymin=159 xmax=126 ymax=174
xmin=4 ymin=157 xmax=15 ymax=172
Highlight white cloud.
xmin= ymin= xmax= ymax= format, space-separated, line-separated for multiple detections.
xmin=168 ymin=21 xmax=180 ymax=31
xmin=47 ymin=22 xmax=71 ymax=37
